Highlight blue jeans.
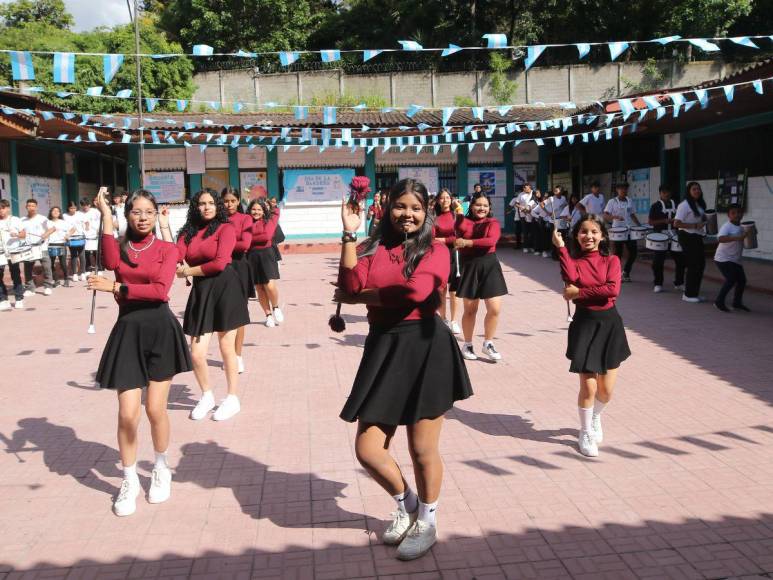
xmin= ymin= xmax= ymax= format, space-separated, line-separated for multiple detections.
xmin=715 ymin=260 xmax=746 ymax=307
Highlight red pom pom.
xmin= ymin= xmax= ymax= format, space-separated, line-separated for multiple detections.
xmin=349 ymin=176 xmax=371 ymax=203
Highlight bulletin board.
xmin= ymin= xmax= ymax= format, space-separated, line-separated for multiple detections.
xmin=715 ymin=169 xmax=748 ymax=212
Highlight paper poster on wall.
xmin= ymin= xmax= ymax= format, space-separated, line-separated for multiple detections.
xmin=17 ymin=175 xmax=61 ymax=215
xmin=240 ymin=171 xmax=268 ymax=200
xmin=202 ymin=169 xmax=229 ymax=194
xmin=145 ymin=172 xmax=186 ymax=204
xmin=283 ymin=169 xmax=356 ymax=203
xmin=551 ymin=172 xmax=572 ymax=194
xmin=185 ymin=147 xmax=205 ymax=175
xmin=467 ymin=167 xmax=506 ymax=197
xmin=626 ymin=168 xmax=653 ymax=214
xmin=513 ymin=164 xmax=537 ymax=188
xmin=398 ymin=167 xmax=439 ymax=194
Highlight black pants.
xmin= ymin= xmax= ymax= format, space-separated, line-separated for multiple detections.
xmin=613 ymin=239 xmax=638 ymax=276
xmin=715 ymin=261 xmax=746 ymax=307
xmin=50 ymin=252 xmax=68 ymax=284
xmin=514 ymin=220 xmax=523 ymax=246
xmin=85 ymin=250 xmax=98 ymax=271
xmin=652 ymin=249 xmax=685 ymax=287
xmin=0 ymin=262 xmax=24 ymax=301
xmin=530 ymin=221 xmax=543 ymax=252
xmin=69 ymin=246 xmax=85 ymax=276
xmin=522 ymin=221 xmax=533 ymax=249
xmin=678 ymin=231 xmax=706 ymax=298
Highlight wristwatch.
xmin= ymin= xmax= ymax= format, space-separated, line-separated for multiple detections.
xmin=342 ymin=231 xmax=358 ymax=243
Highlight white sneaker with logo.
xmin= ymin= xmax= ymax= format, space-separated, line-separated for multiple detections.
xmin=383 ymin=509 xmax=417 ymax=545
xmin=113 ymin=478 xmax=141 ymax=517
xmin=461 ymin=344 xmax=478 ymax=361
xmin=396 ymin=520 xmax=438 ymax=561
xmin=213 ymin=395 xmax=241 ymax=421
xmin=578 ymin=431 xmax=599 ymax=457
xmin=482 ymin=341 xmax=502 ymax=361
xmin=591 ymin=414 xmax=603 ymax=444
xmin=265 ymin=314 xmax=276 ymax=328
xmin=450 ymin=321 xmax=461 ymax=335
xmin=148 ymin=467 xmax=172 ymax=504
xmin=0 ymin=300 xmax=10 ymax=311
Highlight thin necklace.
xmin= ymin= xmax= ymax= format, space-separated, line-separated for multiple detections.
xmin=128 ymin=235 xmax=155 ymax=260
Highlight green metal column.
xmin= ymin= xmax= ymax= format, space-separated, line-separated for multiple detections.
xmin=456 ymin=146 xmax=468 ymax=197
xmin=228 ymin=147 xmax=239 ymax=190
xmin=9 ymin=141 xmax=19 ymax=215
xmin=537 ymin=145 xmax=549 ymax=192
xmin=266 ymin=146 xmax=280 ymax=199
xmin=679 ymin=136 xmax=687 ymax=199
xmin=503 ymin=143 xmax=514 ymax=233
xmin=127 ymin=145 xmax=141 ymax=192
xmin=60 ymin=146 xmax=68 ymax=207
xmin=659 ymin=135 xmax=667 ymax=188
xmin=364 ymin=148 xmax=376 ymax=203
xmin=189 ymin=173 xmax=202 ymax=196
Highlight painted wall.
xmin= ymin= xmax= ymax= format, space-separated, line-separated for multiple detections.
xmin=16 ymin=175 xmax=63 ymax=215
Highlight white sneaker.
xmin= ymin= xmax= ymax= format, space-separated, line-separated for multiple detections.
xmin=14 ymin=300 xmax=24 ymax=310
xmin=237 ymin=356 xmax=245 ymax=374
xmin=190 ymin=393 xmax=216 ymax=420
xmin=681 ymin=294 xmax=702 ymax=303
xmin=0 ymin=300 xmax=10 ymax=311
xmin=213 ymin=395 xmax=240 ymax=421
xmin=383 ymin=510 xmax=417 ymax=545
xmin=578 ymin=431 xmax=599 ymax=457
xmin=272 ymin=307 xmax=284 ymax=324
xmin=450 ymin=321 xmax=461 ymax=335
xmin=674 ymin=284 xmax=685 ymax=291
xmin=148 ymin=467 xmax=172 ymax=504
xmin=653 ymin=285 xmax=663 ymax=293
xmin=482 ymin=341 xmax=502 ymax=361
xmin=265 ymin=314 xmax=276 ymax=328
xmin=44 ymin=288 xmax=53 ymax=296
xmin=23 ymin=289 xmax=34 ymax=297
xmin=591 ymin=414 xmax=603 ymax=444
xmin=113 ymin=478 xmax=141 ymax=516
xmin=396 ymin=520 xmax=438 ymax=561
xmin=522 ymin=248 xmax=529 ymax=253
xmin=461 ymin=344 xmax=478 ymax=361
xmin=542 ymin=251 xmax=550 ymax=258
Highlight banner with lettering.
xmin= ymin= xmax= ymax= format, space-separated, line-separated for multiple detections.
xmin=283 ymin=169 xmax=355 ymax=203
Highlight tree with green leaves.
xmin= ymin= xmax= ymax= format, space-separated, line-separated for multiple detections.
xmin=0 ymin=0 xmax=73 ymax=30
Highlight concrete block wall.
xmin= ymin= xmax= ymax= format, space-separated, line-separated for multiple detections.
xmin=144 ymin=148 xmax=186 ymax=171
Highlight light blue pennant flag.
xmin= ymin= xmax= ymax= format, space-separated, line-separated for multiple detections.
xmin=176 ymin=100 xmax=187 ymax=112
xmin=321 ymin=49 xmax=341 ymax=62
xmin=53 ymin=53 xmax=75 ymax=84
xmin=608 ymin=42 xmax=629 ymax=61
xmin=483 ymin=142 xmax=491 ymax=151
xmin=638 ymin=109 xmax=648 ymax=121
xmin=467 ymin=143 xmax=476 ymax=152
xmin=433 ymin=145 xmax=441 ymax=155
xmin=753 ymin=80 xmax=764 ymax=94
xmin=417 ymin=122 xmax=431 ymax=131
xmin=642 ymin=95 xmax=660 ymax=109
xmin=575 ymin=43 xmax=591 ymax=59
xmin=205 ymin=133 xmax=214 ymax=143
xmin=321 ymin=128 xmax=331 ymax=143
xmin=419 ymin=135 xmax=427 ymax=145
xmin=604 ymin=128 xmax=613 ymax=140
xmin=192 ymin=45 xmax=214 ymax=56
xmin=282 ymin=144 xmax=291 ymax=152
xmin=9 ymin=51 xmax=34 ymax=80
xmin=554 ymin=136 xmax=563 ymax=146
xmin=672 ymin=104 xmax=681 ymax=118
xmin=496 ymin=106 xmax=511 ymax=116
xmin=559 ymin=102 xmax=577 ymax=109
xmin=86 ymin=86 xmax=103 ymax=96
xmin=483 ymin=34 xmax=507 ymax=48
xmin=62 ymin=112 xmax=76 ymax=120
xmin=116 ymin=89 xmax=132 ymax=99
xmin=279 ymin=52 xmax=300 ymax=66
xmin=561 ymin=117 xmax=573 ymax=131
xmin=145 ymin=98 xmax=158 ymax=112
xmin=352 ymin=103 xmax=367 ymax=111
xmin=441 ymin=44 xmax=462 ymax=57
xmin=103 ymin=54 xmax=124 ymax=84
xmin=604 ymin=113 xmax=616 ymax=126
xmin=524 ymin=45 xmax=546 ymax=70
xmin=450 ymin=144 xmax=458 ymax=153
xmin=730 ymin=37 xmax=758 ymax=49
xmin=57 ymin=134 xmax=68 ymax=141
xmin=472 ymin=107 xmax=484 ymax=120
xmin=183 ymin=141 xmax=192 ymax=148
xmin=668 ymin=92 xmax=685 ymax=107
xmin=618 ymin=99 xmax=636 ymax=121
xmin=723 ymin=85 xmax=735 ymax=102
xmin=151 ymin=54 xmax=175 ymax=60
xmin=382 ymin=107 xmax=395 ymax=113
xmin=121 ymin=134 xmax=132 ymax=143
xmin=323 ymin=106 xmax=336 ymax=124
xmin=183 ymin=122 xmax=196 ymax=130
xmin=684 ymin=101 xmax=697 ymax=112
xmin=470 ymin=130 xmax=478 ymax=140
xmin=568 ymin=134 xmax=576 ymax=144
xmin=167 ymin=136 xmax=177 ymax=145
xmin=398 ymin=40 xmax=423 ymax=51
xmin=235 ymin=50 xmax=256 ymax=57
xmin=653 ymin=35 xmax=681 ymax=45
xmin=233 ymin=101 xmax=244 ymax=113
xmin=199 ymin=144 xmax=208 ymax=152
xmin=294 ymin=106 xmax=308 ymax=120
xmin=40 ymin=111 xmax=55 ymax=120
xmin=150 ymin=130 xmax=159 ymax=144
xmin=582 ymin=133 xmax=589 ymax=143
xmin=363 ymin=49 xmax=383 ymax=62
xmin=524 ymin=121 xmax=536 ymax=131
xmin=656 ymin=107 xmax=666 ymax=120
xmin=72 ymin=135 xmax=82 ymax=143
xmin=534 ymin=138 xmax=544 ymax=146
xmin=689 ymin=38 xmax=720 ymax=52
xmin=406 ymin=104 xmax=423 ymax=118
xmin=617 ymin=126 xmax=624 ymax=136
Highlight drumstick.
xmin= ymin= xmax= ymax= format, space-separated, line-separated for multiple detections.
xmin=87 ymin=214 xmax=104 ymax=334
xmin=454 ymin=249 xmax=461 ymax=278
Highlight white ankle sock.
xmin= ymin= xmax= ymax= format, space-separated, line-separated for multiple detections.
xmin=123 ymin=463 xmax=139 ymax=483
xmin=393 ymin=488 xmax=418 ymax=514
xmin=593 ymin=400 xmax=607 ymax=416
xmin=463 ymin=342 xmax=473 ymax=349
xmin=417 ymin=500 xmax=438 ymax=525
xmin=154 ymin=450 xmax=169 ymax=470
xmin=578 ymin=407 xmax=593 ymax=434
xmin=200 ymin=390 xmax=214 ymax=403
xmin=483 ymin=340 xmax=493 ymax=347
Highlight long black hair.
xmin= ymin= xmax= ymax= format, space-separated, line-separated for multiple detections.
xmin=466 ymin=191 xmax=493 ymax=219
xmin=247 ymin=197 xmax=271 ymax=223
xmin=685 ymin=181 xmax=706 ymax=217
xmin=569 ymin=213 xmax=610 ymax=258
xmin=434 ymin=187 xmax=454 ymax=216
xmin=360 ymin=178 xmax=434 ymax=279
xmin=48 ymin=206 xmax=62 ymax=220
xmin=120 ymin=189 xmax=158 ymax=267
xmin=222 ymin=187 xmax=245 ymax=214
xmin=178 ymin=188 xmax=229 ymax=245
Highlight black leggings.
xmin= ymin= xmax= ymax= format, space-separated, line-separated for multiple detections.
xmin=50 ymin=252 xmax=68 ymax=282
xmin=678 ymin=231 xmax=706 ymax=298
xmin=613 ymin=239 xmax=638 ymax=275
xmin=69 ymin=246 xmax=86 ymax=275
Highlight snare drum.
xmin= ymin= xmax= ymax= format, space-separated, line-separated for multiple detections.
xmin=629 ymin=226 xmax=648 ymax=241
xmin=741 ymin=221 xmax=757 ymax=250
xmin=645 ymin=232 xmax=670 ymax=251
xmin=85 ymin=238 xmax=98 ymax=252
xmin=669 ymin=231 xmax=683 ymax=253
xmin=7 ymin=240 xmax=34 ymax=264
xmin=608 ymin=227 xmax=629 ymax=241
xmin=48 ymin=243 xmax=66 ymax=257
xmin=68 ymin=235 xmax=86 ymax=248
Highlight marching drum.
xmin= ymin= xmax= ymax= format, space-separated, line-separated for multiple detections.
xmin=68 ymin=235 xmax=85 ymax=248
xmin=629 ymin=226 xmax=648 ymax=240
xmin=48 ymin=243 xmax=66 ymax=257
xmin=741 ymin=221 xmax=758 ymax=250
xmin=608 ymin=227 xmax=629 ymax=241
xmin=85 ymin=238 xmax=98 ymax=251
xmin=669 ymin=231 xmax=683 ymax=253
xmin=704 ymin=209 xmax=718 ymax=235
xmin=645 ymin=232 xmax=670 ymax=251
xmin=7 ymin=240 xmax=35 ymax=264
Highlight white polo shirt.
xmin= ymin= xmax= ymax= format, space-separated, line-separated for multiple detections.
xmin=544 ymin=195 xmax=568 ymax=224
xmin=714 ymin=221 xmax=744 ymax=263
xmin=604 ymin=197 xmax=635 ymax=228
xmin=20 ymin=214 xmax=50 ymax=250
xmin=675 ymin=200 xmax=706 ymax=236
xmin=580 ymin=193 xmax=605 ymax=215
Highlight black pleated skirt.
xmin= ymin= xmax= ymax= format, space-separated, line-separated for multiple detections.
xmin=231 ymin=253 xmax=256 ymax=299
xmin=340 ymin=316 xmax=474 ymax=426
xmin=183 ymin=265 xmax=250 ymax=337
xmin=456 ymin=253 xmax=508 ymax=300
xmin=447 ymin=248 xmax=461 ymax=293
xmin=248 ymin=247 xmax=280 ymax=285
xmin=566 ymin=306 xmax=631 ymax=374
xmin=96 ymin=302 xmax=192 ymax=390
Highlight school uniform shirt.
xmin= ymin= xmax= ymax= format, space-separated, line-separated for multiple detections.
xmin=558 ymin=247 xmax=621 ymax=311
xmin=456 ymin=217 xmax=501 ymax=258
xmin=580 ymin=193 xmax=605 ymax=216
xmin=433 ymin=211 xmax=459 ymax=246
xmin=520 ymin=197 xmax=535 ymax=223
xmin=675 ymin=200 xmax=706 ymax=236
xmin=0 ymin=215 xmax=23 ymax=248
xmin=530 ymin=203 xmax=546 ymax=223
xmin=63 ymin=213 xmax=80 ymax=236
xmin=544 ymin=196 xmax=568 ymax=224
xmin=648 ymin=199 xmax=677 ymax=233
xmin=339 ymin=241 xmax=450 ymax=326
xmin=76 ymin=208 xmax=101 ymax=240
xmin=227 ymin=212 xmax=253 ymax=256
xmin=714 ymin=222 xmax=744 ymax=264
xmin=516 ymin=192 xmax=534 ymax=220
xmin=507 ymin=197 xmax=521 ymax=221
xmin=250 ymin=208 xmax=280 ymax=250
xmin=102 ymin=233 xmax=177 ymax=304
xmin=175 ymin=222 xmax=235 ymax=276
xmin=48 ymin=219 xmax=69 ymax=244
xmin=20 ymin=214 xmax=50 ymax=250
xmin=560 ymin=205 xmax=582 ymax=228
xmin=113 ymin=204 xmax=127 ymax=238
xmin=604 ymin=197 xmax=635 ymax=229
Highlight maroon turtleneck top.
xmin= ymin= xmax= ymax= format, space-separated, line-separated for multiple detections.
xmin=456 ymin=216 xmax=501 ymax=257
xmin=227 ymin=212 xmax=253 ymax=256
xmin=101 ymin=233 xmax=177 ymax=304
xmin=250 ymin=208 xmax=280 ymax=250
xmin=558 ymin=246 xmax=621 ymax=310
xmin=175 ymin=222 xmax=235 ymax=276
xmin=433 ymin=211 xmax=460 ymax=247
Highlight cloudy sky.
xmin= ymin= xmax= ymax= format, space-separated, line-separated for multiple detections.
xmin=0 ymin=0 xmax=132 ymax=31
